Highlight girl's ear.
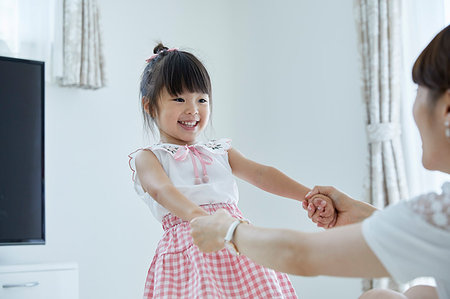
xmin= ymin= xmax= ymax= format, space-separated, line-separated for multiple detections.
xmin=142 ymin=97 xmax=155 ymax=117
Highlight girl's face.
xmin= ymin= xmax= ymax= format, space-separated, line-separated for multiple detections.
xmin=413 ymin=86 xmax=450 ymax=173
xmin=152 ymin=87 xmax=210 ymax=145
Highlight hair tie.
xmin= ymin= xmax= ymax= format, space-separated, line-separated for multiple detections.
xmin=145 ymin=48 xmax=178 ymax=63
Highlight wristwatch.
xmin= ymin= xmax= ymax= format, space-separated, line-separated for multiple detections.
xmin=224 ymin=218 xmax=248 ymax=256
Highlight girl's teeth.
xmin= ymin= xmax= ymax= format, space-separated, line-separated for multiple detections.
xmin=180 ymin=121 xmax=197 ymax=127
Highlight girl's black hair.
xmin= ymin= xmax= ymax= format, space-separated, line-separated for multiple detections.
xmin=140 ymin=43 xmax=212 ymax=134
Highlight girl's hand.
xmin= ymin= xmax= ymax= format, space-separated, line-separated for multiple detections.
xmin=190 ymin=209 xmax=236 ymax=252
xmin=308 ymin=194 xmax=337 ymax=228
xmin=302 ymin=195 xmax=327 ymax=224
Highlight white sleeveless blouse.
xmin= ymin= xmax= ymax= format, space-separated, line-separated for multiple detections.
xmin=128 ymin=138 xmax=239 ymax=222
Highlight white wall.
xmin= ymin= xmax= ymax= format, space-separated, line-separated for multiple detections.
xmin=0 ymin=1 xmax=367 ymax=298
xmin=227 ymin=1 xmax=366 ymax=298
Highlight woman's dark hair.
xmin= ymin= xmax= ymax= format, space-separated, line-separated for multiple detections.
xmin=412 ymin=25 xmax=450 ymax=104
xmin=140 ymin=43 xmax=212 ymax=133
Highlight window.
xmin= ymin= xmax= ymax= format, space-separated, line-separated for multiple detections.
xmin=0 ymin=0 xmax=61 ymax=81
xmin=0 ymin=1 xmax=19 ymax=55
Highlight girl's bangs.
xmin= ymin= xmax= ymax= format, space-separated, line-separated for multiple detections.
xmin=162 ymin=54 xmax=211 ymax=97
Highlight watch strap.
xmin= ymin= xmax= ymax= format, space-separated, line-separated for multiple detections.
xmin=224 ymin=219 xmax=241 ymax=242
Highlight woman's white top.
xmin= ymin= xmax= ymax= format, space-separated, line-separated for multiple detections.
xmin=128 ymin=138 xmax=239 ymax=222
xmin=362 ymin=182 xmax=450 ymax=299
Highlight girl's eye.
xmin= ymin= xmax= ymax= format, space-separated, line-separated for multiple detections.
xmin=199 ymin=99 xmax=207 ymax=103
xmin=174 ymin=98 xmax=185 ymax=102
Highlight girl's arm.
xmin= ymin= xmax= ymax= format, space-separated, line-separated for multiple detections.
xmin=228 ymin=148 xmax=310 ymax=201
xmin=135 ymin=150 xmax=209 ymax=221
xmin=190 ymin=209 xmax=389 ymax=278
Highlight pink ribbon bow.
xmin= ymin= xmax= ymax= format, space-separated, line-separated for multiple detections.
xmin=174 ymin=145 xmax=213 ymax=184
xmin=145 ymin=48 xmax=178 ymax=63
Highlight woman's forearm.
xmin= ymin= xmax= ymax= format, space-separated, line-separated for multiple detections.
xmin=232 ymin=222 xmax=389 ymax=278
xmin=191 ymin=209 xmax=388 ymax=278
xmin=233 ymin=224 xmax=313 ymax=275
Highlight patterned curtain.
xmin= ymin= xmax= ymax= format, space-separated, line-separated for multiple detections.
xmin=60 ymin=0 xmax=105 ymax=89
xmin=355 ymin=0 xmax=409 ymax=292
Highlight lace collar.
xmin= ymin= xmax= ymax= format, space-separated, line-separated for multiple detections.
xmin=150 ymin=138 xmax=232 ymax=156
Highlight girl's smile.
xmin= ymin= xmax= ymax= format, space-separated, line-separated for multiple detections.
xmin=178 ymin=120 xmax=199 ymax=130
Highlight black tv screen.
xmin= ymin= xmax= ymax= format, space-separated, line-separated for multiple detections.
xmin=0 ymin=56 xmax=45 ymax=245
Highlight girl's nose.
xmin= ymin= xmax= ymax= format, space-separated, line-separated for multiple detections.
xmin=185 ymin=102 xmax=198 ymax=115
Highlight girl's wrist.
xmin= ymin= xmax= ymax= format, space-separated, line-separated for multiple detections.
xmin=188 ymin=208 xmax=209 ymax=222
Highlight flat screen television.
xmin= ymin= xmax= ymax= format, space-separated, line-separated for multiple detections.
xmin=0 ymin=56 xmax=45 ymax=245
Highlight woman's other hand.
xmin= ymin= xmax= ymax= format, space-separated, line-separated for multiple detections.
xmin=190 ymin=209 xmax=236 ymax=252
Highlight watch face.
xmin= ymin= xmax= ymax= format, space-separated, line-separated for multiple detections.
xmin=225 ymin=241 xmax=238 ymax=256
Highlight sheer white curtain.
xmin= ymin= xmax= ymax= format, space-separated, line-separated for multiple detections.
xmin=0 ymin=0 xmax=61 ymax=81
xmin=355 ymin=0 xmax=408 ymax=291
xmin=400 ymin=0 xmax=450 ymax=198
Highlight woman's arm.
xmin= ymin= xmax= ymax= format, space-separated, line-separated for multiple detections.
xmin=135 ymin=150 xmax=208 ymax=221
xmin=228 ymin=148 xmax=310 ymax=201
xmin=190 ymin=209 xmax=389 ymax=278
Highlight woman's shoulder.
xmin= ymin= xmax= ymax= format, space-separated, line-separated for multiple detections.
xmin=405 ymin=182 xmax=450 ymax=231
xmin=362 ymin=183 xmax=450 ymax=285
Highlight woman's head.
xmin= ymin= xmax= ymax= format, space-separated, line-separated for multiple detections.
xmin=412 ymin=25 xmax=450 ymax=173
xmin=140 ymin=43 xmax=212 ymax=144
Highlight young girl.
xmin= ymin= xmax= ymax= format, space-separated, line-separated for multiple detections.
xmin=128 ymin=43 xmax=336 ymax=298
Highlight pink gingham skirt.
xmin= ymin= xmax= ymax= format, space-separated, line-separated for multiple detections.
xmin=143 ymin=203 xmax=298 ymax=298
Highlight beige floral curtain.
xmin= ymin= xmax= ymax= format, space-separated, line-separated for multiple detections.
xmin=60 ymin=0 xmax=105 ymax=89
xmin=355 ymin=0 xmax=409 ymax=292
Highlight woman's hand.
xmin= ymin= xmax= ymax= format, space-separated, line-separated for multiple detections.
xmin=190 ymin=209 xmax=236 ymax=252
xmin=303 ymin=186 xmax=377 ymax=227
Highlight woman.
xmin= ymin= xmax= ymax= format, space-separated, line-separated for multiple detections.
xmin=190 ymin=25 xmax=450 ymax=299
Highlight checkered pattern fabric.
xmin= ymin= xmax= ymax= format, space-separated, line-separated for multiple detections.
xmin=143 ymin=203 xmax=298 ymax=298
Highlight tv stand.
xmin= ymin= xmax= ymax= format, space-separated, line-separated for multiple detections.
xmin=0 ymin=262 xmax=78 ymax=299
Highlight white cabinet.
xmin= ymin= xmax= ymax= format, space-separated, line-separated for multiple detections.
xmin=0 ymin=263 xmax=78 ymax=299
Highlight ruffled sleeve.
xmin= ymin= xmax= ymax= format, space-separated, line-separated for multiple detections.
xmin=127 ymin=148 xmax=153 ymax=197
xmin=128 ymin=148 xmax=146 ymax=182
xmin=129 ymin=145 xmax=171 ymax=181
